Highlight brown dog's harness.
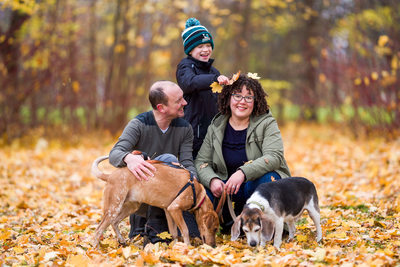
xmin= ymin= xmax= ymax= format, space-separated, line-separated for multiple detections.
xmin=174 ymin=171 xmax=205 ymax=211
xmin=163 ymin=162 xmax=204 ymax=211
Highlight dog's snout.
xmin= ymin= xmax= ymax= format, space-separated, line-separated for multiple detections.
xmin=250 ymin=240 xmax=257 ymax=247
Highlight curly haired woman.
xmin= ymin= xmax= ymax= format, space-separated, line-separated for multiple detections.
xmin=195 ymin=74 xmax=291 ymax=232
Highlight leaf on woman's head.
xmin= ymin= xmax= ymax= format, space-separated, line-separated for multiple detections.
xmin=229 ymin=70 xmax=241 ymax=84
xmin=247 ymin=72 xmax=260 ymax=80
xmin=211 ymin=82 xmax=223 ymax=93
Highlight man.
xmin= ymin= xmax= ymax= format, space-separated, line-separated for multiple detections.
xmin=109 ymin=81 xmax=199 ymax=244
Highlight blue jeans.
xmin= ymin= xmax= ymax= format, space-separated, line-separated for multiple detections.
xmin=154 ymin=153 xmax=178 ymax=162
xmin=206 ymin=171 xmax=281 ymax=233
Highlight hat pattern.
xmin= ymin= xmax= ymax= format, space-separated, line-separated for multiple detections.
xmin=182 ymin=18 xmax=214 ymax=55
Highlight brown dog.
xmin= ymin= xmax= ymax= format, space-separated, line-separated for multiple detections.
xmin=91 ymin=153 xmax=219 ymax=247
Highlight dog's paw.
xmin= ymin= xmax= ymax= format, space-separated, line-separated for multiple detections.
xmin=273 ymin=241 xmax=282 ymax=248
xmin=90 ymin=238 xmax=99 ymax=248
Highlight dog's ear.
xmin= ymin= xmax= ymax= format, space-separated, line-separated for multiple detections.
xmin=260 ymin=213 xmax=274 ymax=242
xmin=230 ymin=213 xmax=242 ymax=241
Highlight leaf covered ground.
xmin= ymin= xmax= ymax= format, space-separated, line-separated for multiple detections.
xmin=0 ymin=123 xmax=399 ymax=266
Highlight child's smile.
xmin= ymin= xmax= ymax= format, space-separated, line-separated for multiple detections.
xmin=190 ymin=43 xmax=212 ymax=62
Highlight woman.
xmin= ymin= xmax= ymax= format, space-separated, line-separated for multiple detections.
xmin=195 ymin=74 xmax=291 ymax=232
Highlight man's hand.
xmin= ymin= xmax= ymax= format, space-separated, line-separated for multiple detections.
xmin=210 ymin=178 xmax=224 ymax=198
xmin=124 ymin=153 xmax=156 ymax=181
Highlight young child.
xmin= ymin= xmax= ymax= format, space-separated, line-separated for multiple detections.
xmin=176 ymin=17 xmax=229 ymax=159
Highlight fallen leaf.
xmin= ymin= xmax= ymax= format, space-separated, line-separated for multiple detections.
xmin=157 ymin=231 xmax=172 ymax=240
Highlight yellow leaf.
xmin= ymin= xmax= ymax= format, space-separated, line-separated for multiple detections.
xmin=391 ymin=56 xmax=398 ymax=70
xmin=354 ymin=78 xmax=362 ymax=85
xmin=296 ymin=234 xmax=308 ymax=242
xmin=0 ymin=230 xmax=12 ymax=241
xmin=13 ymin=246 xmax=25 ymax=254
xmin=157 ymin=231 xmax=172 ymax=240
xmin=100 ymin=238 xmax=119 ymax=248
xmin=327 ymin=231 xmax=347 ymax=239
xmin=66 ymin=254 xmax=89 ymax=267
xmin=312 ymin=248 xmax=326 ymax=262
xmin=371 ymin=72 xmax=379 ymax=80
xmin=114 ymin=44 xmax=125 ymax=53
xmin=210 ymin=81 xmax=222 ymax=93
xmin=72 ymin=81 xmax=80 ymax=93
xmin=374 ymin=220 xmax=387 ymax=229
xmin=139 ymin=251 xmax=160 ymax=265
xmin=199 ymin=162 xmax=208 ymax=169
xmin=378 ymin=35 xmax=389 ymax=47
xmin=343 ymin=220 xmax=361 ymax=228
xmin=319 ymin=73 xmax=326 ymax=83
xmin=363 ymin=77 xmax=370 ymax=86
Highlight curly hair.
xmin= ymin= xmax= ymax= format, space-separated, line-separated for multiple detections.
xmin=218 ymin=74 xmax=269 ymax=116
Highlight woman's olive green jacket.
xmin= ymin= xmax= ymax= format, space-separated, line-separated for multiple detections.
xmin=194 ymin=112 xmax=291 ymax=189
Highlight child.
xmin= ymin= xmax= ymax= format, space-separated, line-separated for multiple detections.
xmin=176 ymin=17 xmax=229 ymax=159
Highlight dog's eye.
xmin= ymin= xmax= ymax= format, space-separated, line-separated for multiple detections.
xmin=243 ymin=229 xmax=249 ymax=233
xmin=254 ymin=228 xmax=260 ymax=232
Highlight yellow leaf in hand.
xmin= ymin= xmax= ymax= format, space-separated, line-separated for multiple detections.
xmin=247 ymin=72 xmax=260 ymax=80
xmin=157 ymin=231 xmax=172 ymax=240
xmin=211 ymin=81 xmax=222 ymax=93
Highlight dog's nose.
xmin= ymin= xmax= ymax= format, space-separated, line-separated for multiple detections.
xmin=250 ymin=241 xmax=257 ymax=247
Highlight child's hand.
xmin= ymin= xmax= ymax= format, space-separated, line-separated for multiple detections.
xmin=217 ymin=75 xmax=230 ymax=85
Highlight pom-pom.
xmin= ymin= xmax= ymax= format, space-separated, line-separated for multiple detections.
xmin=185 ymin=18 xmax=200 ymax=28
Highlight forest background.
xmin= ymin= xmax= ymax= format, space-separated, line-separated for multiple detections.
xmin=1 ymin=0 xmax=399 ymax=141
xmin=0 ymin=0 xmax=399 ymax=266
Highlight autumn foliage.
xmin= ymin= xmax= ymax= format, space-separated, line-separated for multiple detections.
xmin=1 ymin=124 xmax=399 ymax=266
xmin=1 ymin=1 xmax=400 ymax=142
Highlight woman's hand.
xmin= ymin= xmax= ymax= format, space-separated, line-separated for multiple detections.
xmin=210 ymin=178 xmax=225 ymax=198
xmin=226 ymin=170 xmax=245 ymax=195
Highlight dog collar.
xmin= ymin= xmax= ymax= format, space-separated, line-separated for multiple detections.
xmin=191 ymin=195 xmax=206 ymax=211
xmin=248 ymin=201 xmax=265 ymax=212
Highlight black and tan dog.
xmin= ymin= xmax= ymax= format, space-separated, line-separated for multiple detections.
xmin=91 ymin=152 xmax=219 ymax=247
xmin=231 ymin=177 xmax=322 ymax=248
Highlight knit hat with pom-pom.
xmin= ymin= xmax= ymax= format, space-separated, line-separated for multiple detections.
xmin=182 ymin=18 xmax=214 ymax=55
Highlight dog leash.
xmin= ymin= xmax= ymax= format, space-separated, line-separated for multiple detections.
xmin=215 ymin=190 xmax=237 ymax=221
xmin=226 ymin=194 xmax=237 ymax=220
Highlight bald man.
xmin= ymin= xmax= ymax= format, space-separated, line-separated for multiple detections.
xmin=109 ymin=81 xmax=199 ymax=245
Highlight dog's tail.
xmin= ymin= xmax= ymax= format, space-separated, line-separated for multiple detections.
xmin=91 ymin=155 xmax=110 ymax=181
